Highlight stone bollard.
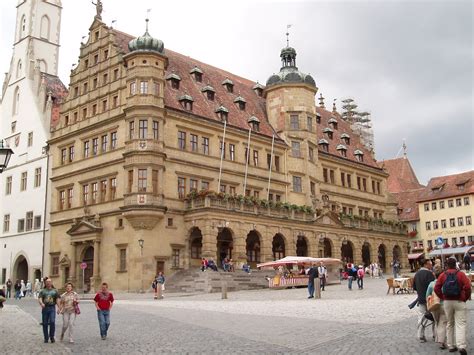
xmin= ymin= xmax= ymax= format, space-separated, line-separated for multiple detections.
xmin=315 ymin=278 xmax=321 ymax=299
xmin=221 ymin=281 xmax=228 ymax=299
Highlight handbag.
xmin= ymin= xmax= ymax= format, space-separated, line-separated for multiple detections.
xmin=427 ymin=292 xmax=441 ymax=312
xmin=74 ymin=302 xmax=81 ymax=315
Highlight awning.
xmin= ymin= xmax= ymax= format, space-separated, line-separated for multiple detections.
xmin=427 ymin=245 xmax=474 ymax=258
xmin=257 ymin=256 xmax=341 ymax=269
xmin=408 ymin=252 xmax=424 ymax=260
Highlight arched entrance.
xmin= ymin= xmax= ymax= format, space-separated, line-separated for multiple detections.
xmin=341 ymin=240 xmax=354 ymax=263
xmin=216 ymin=228 xmax=233 ymax=267
xmin=296 ymin=236 xmax=308 ymax=257
xmin=14 ymin=255 xmax=29 ymax=281
xmin=82 ymin=246 xmax=94 ymax=292
xmin=272 ymin=234 xmax=285 ymax=260
xmin=393 ymin=244 xmax=402 ymax=267
xmin=323 ymin=239 xmax=332 ymax=258
xmin=189 ymin=227 xmax=203 ymax=264
xmin=362 ymin=242 xmax=371 ymax=266
xmin=246 ymin=230 xmax=261 ymax=267
xmin=378 ymin=244 xmax=386 ymax=270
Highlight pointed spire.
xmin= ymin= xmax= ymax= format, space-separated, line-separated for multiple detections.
xmin=402 ymin=139 xmax=407 ymax=158
xmin=286 ymin=24 xmax=292 ymax=47
xmin=332 ymin=99 xmax=337 ymax=113
xmin=318 ymin=93 xmax=325 ymax=108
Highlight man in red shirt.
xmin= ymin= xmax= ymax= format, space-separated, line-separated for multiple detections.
xmin=94 ymin=282 xmax=114 ymax=340
xmin=434 ymin=257 xmax=471 ymax=355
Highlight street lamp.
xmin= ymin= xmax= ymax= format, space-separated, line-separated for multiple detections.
xmin=0 ymin=140 xmax=14 ymax=173
xmin=138 ymin=238 xmax=144 ymax=256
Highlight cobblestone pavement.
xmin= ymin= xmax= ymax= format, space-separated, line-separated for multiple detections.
xmin=1 ymin=278 xmax=472 ymax=354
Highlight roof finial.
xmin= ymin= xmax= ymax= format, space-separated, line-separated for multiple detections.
xmin=91 ymin=0 xmax=103 ymax=20
xmin=286 ymin=24 xmax=292 ymax=47
xmin=318 ymin=93 xmax=325 ymax=109
xmin=402 ymin=139 xmax=407 ymax=158
xmin=332 ymin=99 xmax=337 ymax=113
xmin=145 ymin=9 xmax=151 ymax=32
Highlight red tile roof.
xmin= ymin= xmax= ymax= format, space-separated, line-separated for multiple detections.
xmin=417 ymin=170 xmax=474 ymax=202
xmin=108 ymin=28 xmax=381 ymax=167
xmin=392 ymin=188 xmax=424 ymax=221
xmin=43 ymin=73 xmax=68 ymax=129
xmin=379 ymin=157 xmax=423 ymax=193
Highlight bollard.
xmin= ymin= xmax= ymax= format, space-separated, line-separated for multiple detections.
xmin=315 ymin=278 xmax=321 ymax=299
xmin=221 ymin=281 xmax=228 ymax=299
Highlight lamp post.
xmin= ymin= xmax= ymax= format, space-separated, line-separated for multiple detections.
xmin=0 ymin=140 xmax=14 ymax=173
xmin=138 ymin=238 xmax=144 ymax=293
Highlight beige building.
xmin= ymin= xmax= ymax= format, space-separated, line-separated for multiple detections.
xmin=47 ymin=10 xmax=408 ymax=292
xmin=417 ymin=171 xmax=474 ymax=256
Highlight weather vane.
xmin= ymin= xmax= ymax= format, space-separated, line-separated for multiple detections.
xmin=146 ymin=8 xmax=151 ymax=31
xmin=286 ymin=24 xmax=292 ymax=47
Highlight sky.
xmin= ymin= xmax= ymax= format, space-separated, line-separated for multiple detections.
xmin=0 ymin=0 xmax=472 ymax=184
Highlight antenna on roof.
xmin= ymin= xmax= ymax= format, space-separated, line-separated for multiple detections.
xmin=286 ymin=24 xmax=292 ymax=47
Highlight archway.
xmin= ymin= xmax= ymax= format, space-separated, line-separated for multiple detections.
xmin=393 ymin=244 xmax=402 ymax=267
xmin=340 ymin=240 xmax=354 ymax=263
xmin=378 ymin=244 xmax=387 ymax=270
xmin=362 ymin=242 xmax=371 ymax=266
xmin=82 ymin=246 xmax=94 ymax=292
xmin=246 ymin=230 xmax=261 ymax=267
xmin=189 ymin=227 xmax=203 ymax=261
xmin=272 ymin=234 xmax=285 ymax=260
xmin=216 ymin=228 xmax=233 ymax=268
xmin=14 ymin=255 xmax=28 ymax=281
xmin=34 ymin=269 xmax=41 ymax=281
xmin=323 ymin=239 xmax=332 ymax=258
xmin=296 ymin=236 xmax=308 ymax=257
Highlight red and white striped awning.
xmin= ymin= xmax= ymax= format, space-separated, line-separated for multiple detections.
xmin=408 ymin=252 xmax=424 ymax=260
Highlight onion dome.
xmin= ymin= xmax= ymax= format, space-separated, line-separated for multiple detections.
xmin=128 ymin=19 xmax=164 ymax=54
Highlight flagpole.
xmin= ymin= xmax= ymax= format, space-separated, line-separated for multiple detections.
xmin=243 ymin=127 xmax=252 ymax=194
xmin=217 ymin=119 xmax=227 ymax=191
xmin=266 ymin=134 xmax=275 ymax=200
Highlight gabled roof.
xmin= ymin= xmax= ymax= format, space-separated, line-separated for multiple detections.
xmin=379 ymin=157 xmax=423 ymax=193
xmin=392 ymin=188 xmax=425 ymax=222
xmin=43 ymin=73 xmax=68 ymax=129
xmin=417 ymin=170 xmax=474 ymax=202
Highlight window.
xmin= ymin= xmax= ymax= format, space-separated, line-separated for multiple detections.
xmin=139 ymin=120 xmax=148 ymax=139
xmin=18 ymin=219 xmax=25 ymax=232
xmin=113 ymin=68 xmax=119 ymax=80
xmin=362 ymin=178 xmax=367 ymax=191
xmin=291 ymin=141 xmax=301 ymax=157
xmin=290 ymin=114 xmax=299 ymax=129
xmin=152 ymin=121 xmax=159 ymax=140
xmin=372 ymin=180 xmax=375 ymax=193
xmin=376 ymin=182 xmax=381 ymax=194
xmin=178 ymin=131 xmax=186 ymax=150
xmin=3 ymin=214 xmax=10 ymax=232
xmin=347 ymin=174 xmax=352 ymax=188
xmin=111 ymin=132 xmax=117 ymax=149
xmin=323 ymin=168 xmax=328 ymax=183
xmin=102 ymin=99 xmax=108 ymax=111
xmin=245 ymin=148 xmax=250 ymax=164
xmin=119 ymin=248 xmax=127 ymax=272
xmin=91 ymin=182 xmax=98 ymax=204
xmin=449 ymin=218 xmax=455 ymax=227
xmin=153 ymin=81 xmax=160 ymax=96
xmin=110 ymin=178 xmax=117 ymax=200
xmin=441 ymin=219 xmax=446 ymax=228
xmin=190 ymin=179 xmax=198 ymax=192
xmin=202 ymin=137 xmax=209 ymax=155
xmin=20 ymin=172 xmax=27 ymax=191
xmin=113 ymin=95 xmax=118 ymax=108
xmin=309 ymin=147 xmax=314 ymax=161
xmin=94 ymin=54 xmax=99 ymax=64
xmin=129 ymin=121 xmax=135 ymax=139
xmin=466 ymin=216 xmax=472 ymax=225
xmin=59 ymin=190 xmax=66 ymax=210
xmin=127 ymin=170 xmax=133 ymax=194
xmin=138 ymin=169 xmax=147 ymax=193
xmin=190 ymin=134 xmax=198 ymax=152
xmin=425 ymin=222 xmax=431 ymax=231
xmin=99 ymin=135 xmax=107 ymax=153
xmin=130 ymin=81 xmax=136 ymax=95
xmin=100 ymin=180 xmax=107 ymax=202
xmin=92 ymin=104 xmax=97 ymax=115
xmin=191 ymin=238 xmax=201 ymax=259
xmin=67 ymin=188 xmax=73 ymax=209
xmin=275 ymin=156 xmax=280 ymax=172
xmin=26 ymin=211 xmax=33 ymax=231
xmin=253 ymin=190 xmax=259 ymax=199
xmin=28 ymin=132 xmax=33 ymax=147
xmin=448 ymin=199 xmax=454 ymax=208
xmin=307 ymin=116 xmax=313 ymax=132
xmin=464 ymin=197 xmax=470 ymax=205
xmin=171 ymin=78 xmax=180 ymax=89
xmin=93 ymin=78 xmax=98 ymax=89
xmin=34 ymin=167 xmax=41 ymax=187
xmin=341 ymin=172 xmax=346 ymax=187
xmin=229 ymin=186 xmax=236 ymax=195
xmin=357 ymin=177 xmax=361 ymax=190
xmin=152 ymin=170 xmax=158 ymax=195
xmin=178 ymin=177 xmax=186 ymax=198
xmin=229 ymin=144 xmax=235 ymax=161
xmin=140 ymin=81 xmax=148 ymax=94
xmin=92 ymin=138 xmax=98 ymax=156
xmin=84 ymin=59 xmax=89 ymax=68
xmin=456 ymin=198 xmax=462 ymax=207
xmin=84 ymin=141 xmax=90 ymax=157
xmin=220 ymin=184 xmax=226 ymax=193
xmin=431 ymin=202 xmax=437 ymax=210
xmin=68 ymin=146 xmax=75 ymax=162
xmin=457 ymin=217 xmax=464 ymax=226
xmin=73 ymin=86 xmax=79 ymax=97
xmin=433 ymin=220 xmax=439 ymax=230
xmin=310 ymin=181 xmax=316 ymax=196
xmin=6 ymin=176 xmax=12 ymax=195
xmin=329 ymin=170 xmax=335 ymax=184
xmin=201 ymin=181 xmax=209 ymax=191
xmin=245 ymin=189 xmax=251 ymax=197
xmin=51 ymin=255 xmax=59 ymax=276
xmin=65 ymin=116 xmax=70 ymax=126
xmin=61 ymin=148 xmax=67 ymax=165
xmin=172 ymin=249 xmax=180 ymax=268
xmin=253 ymin=150 xmax=258 ymax=166
xmin=103 ymin=73 xmax=108 ymax=84
xmin=340 ymin=148 xmax=347 ymax=157
xmin=82 ymin=184 xmax=89 ymax=206
xmin=206 ymin=91 xmax=215 ymax=101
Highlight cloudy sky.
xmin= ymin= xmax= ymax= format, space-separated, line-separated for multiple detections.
xmin=1 ymin=0 xmax=472 ymax=184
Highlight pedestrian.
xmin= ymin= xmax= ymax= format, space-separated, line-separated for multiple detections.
xmin=34 ymin=279 xmax=41 ymax=298
xmin=463 ymin=252 xmax=470 ymax=272
xmin=307 ymin=265 xmax=318 ymax=298
xmin=426 ymin=264 xmax=447 ymax=349
xmin=0 ymin=286 xmax=6 ymax=309
xmin=201 ymin=257 xmax=208 ymax=272
xmin=20 ymin=280 xmax=26 ymax=298
xmin=434 ymin=257 xmax=471 ymax=355
xmin=413 ymin=258 xmax=435 ymax=343
xmin=94 ymin=282 xmax=114 ymax=340
xmin=357 ymin=265 xmax=365 ymax=290
xmin=14 ymin=280 xmax=21 ymax=299
xmin=347 ymin=263 xmax=357 ymax=290
xmin=157 ymin=272 xmax=165 ymax=298
xmin=317 ymin=262 xmax=327 ymax=291
xmin=58 ymin=282 xmax=79 ymax=343
xmin=38 ymin=278 xmax=60 ymax=343
xmin=6 ymin=279 xmax=12 ymax=298
xmin=26 ymin=280 xmax=32 ymax=297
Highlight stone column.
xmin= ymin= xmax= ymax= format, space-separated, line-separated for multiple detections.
xmin=307 ymin=231 xmax=317 ymax=257
xmin=332 ymin=236 xmax=342 ymax=261
xmin=262 ymin=227 xmax=274 ymax=262
xmin=352 ymin=238 xmax=363 ymax=266
xmin=90 ymin=240 xmax=101 ymax=292
xmin=201 ymin=222 xmax=216 ymax=260
xmin=68 ymin=242 xmax=77 ymax=283
xmin=286 ymin=229 xmax=296 ymax=256
xmin=233 ymin=223 xmax=247 ymax=267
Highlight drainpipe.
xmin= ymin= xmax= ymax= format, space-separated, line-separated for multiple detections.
xmin=41 ymin=145 xmax=50 ymax=277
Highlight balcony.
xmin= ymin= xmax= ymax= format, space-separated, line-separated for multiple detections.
xmin=124 ymin=139 xmax=163 ymax=156
xmin=339 ymin=215 xmax=406 ymax=235
xmin=121 ymin=193 xmax=165 ymax=230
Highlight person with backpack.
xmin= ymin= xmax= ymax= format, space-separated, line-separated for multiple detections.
xmin=434 ymin=257 xmax=471 ymax=355
xmin=413 ymin=258 xmax=435 ymax=342
xmin=357 ymin=265 xmax=365 ymax=290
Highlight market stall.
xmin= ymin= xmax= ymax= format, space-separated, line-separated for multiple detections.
xmin=257 ymin=256 xmax=342 ymax=289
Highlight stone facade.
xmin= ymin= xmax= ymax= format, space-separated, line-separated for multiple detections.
xmin=47 ymin=16 xmax=408 ymax=292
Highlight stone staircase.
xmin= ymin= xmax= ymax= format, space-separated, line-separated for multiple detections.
xmin=165 ymin=269 xmax=270 ymax=294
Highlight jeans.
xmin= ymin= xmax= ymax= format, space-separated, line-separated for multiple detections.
xmin=308 ymin=282 xmax=314 ymax=297
xmin=42 ymin=305 xmax=56 ymax=341
xmin=15 ymin=290 xmax=21 ymax=299
xmin=348 ymin=276 xmax=353 ymax=290
xmin=444 ymin=300 xmax=467 ymax=350
xmin=357 ymin=277 xmax=364 ymax=289
xmin=97 ymin=309 xmax=111 ymax=337
xmin=6 ymin=289 xmax=11 ymax=298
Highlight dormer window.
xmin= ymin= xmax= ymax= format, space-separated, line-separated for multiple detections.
xmin=215 ymin=106 xmax=229 ymax=122
xmin=341 ymin=133 xmax=350 ymax=145
xmin=354 ymin=149 xmax=364 ymax=162
xmin=166 ymin=73 xmax=181 ymax=90
xmin=318 ymin=139 xmax=329 ymax=152
xmin=252 ymin=82 xmax=264 ymax=97
xmin=201 ymin=85 xmax=215 ymax=101
xmin=323 ymin=127 xmax=333 ymax=139
xmin=222 ymin=78 xmax=234 ymax=93
xmin=234 ymin=96 xmax=246 ymax=110
xmin=179 ymin=94 xmax=193 ymax=111
xmin=190 ymin=66 xmax=203 ymax=82
xmin=456 ymin=181 xmax=468 ymax=191
xmin=336 ymin=144 xmax=347 ymax=157
xmin=316 ymin=114 xmax=321 ymax=124
xmin=248 ymin=116 xmax=260 ymax=132
xmin=328 ymin=117 xmax=338 ymax=130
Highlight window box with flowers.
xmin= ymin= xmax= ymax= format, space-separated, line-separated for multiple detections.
xmin=408 ymin=230 xmax=418 ymax=238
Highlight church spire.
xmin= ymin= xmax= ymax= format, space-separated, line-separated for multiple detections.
xmin=318 ymin=93 xmax=325 ymax=109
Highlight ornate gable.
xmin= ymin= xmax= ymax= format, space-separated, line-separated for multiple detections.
xmin=315 ymin=210 xmax=344 ymax=227
xmin=67 ymin=219 xmax=103 ymax=240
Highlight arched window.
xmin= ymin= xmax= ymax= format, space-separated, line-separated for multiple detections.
xmin=40 ymin=15 xmax=50 ymax=40
xmin=16 ymin=60 xmax=22 ymax=78
xmin=38 ymin=59 xmax=48 ymax=73
xmin=13 ymin=87 xmax=20 ymax=115
xmin=19 ymin=15 xmax=26 ymax=39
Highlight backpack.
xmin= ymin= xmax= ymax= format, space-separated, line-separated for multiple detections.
xmin=442 ymin=271 xmax=460 ymax=297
